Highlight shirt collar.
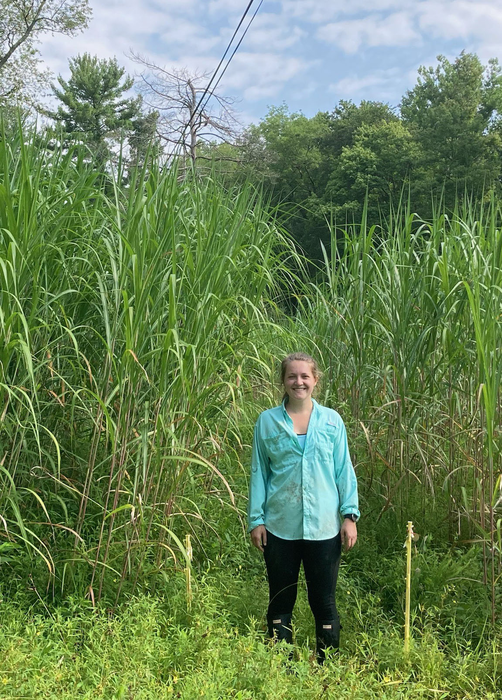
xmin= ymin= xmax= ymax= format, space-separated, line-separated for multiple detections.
xmin=281 ymin=398 xmax=319 ymax=424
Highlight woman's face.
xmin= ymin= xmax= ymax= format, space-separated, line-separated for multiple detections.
xmin=283 ymin=360 xmax=318 ymax=403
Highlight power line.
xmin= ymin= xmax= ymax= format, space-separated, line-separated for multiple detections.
xmin=199 ymin=0 xmax=264 ymax=118
xmin=180 ymin=0 xmax=263 ymax=151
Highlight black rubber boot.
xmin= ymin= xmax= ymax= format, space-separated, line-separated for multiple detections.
xmin=267 ymin=613 xmax=293 ymax=644
xmin=315 ymin=619 xmax=340 ymax=664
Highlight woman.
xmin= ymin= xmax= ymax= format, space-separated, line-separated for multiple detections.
xmin=248 ymin=352 xmax=359 ymax=662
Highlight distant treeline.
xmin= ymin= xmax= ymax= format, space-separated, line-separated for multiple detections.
xmin=202 ymin=52 xmax=502 ymax=260
xmin=3 ymin=41 xmax=501 ymax=262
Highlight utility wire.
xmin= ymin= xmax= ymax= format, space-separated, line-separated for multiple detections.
xmin=179 ymin=0 xmax=263 ymax=151
xmin=198 ymin=0 xmax=264 ymax=119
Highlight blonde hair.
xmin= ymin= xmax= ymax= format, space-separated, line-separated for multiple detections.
xmin=280 ymin=352 xmax=322 ymax=402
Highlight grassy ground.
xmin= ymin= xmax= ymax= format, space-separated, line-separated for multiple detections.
xmin=2 ymin=524 xmax=500 ymax=700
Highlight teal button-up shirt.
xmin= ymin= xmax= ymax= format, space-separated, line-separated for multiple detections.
xmin=248 ymin=400 xmax=359 ymax=540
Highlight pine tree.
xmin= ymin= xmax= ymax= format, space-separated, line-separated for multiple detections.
xmin=49 ymin=53 xmax=141 ymax=165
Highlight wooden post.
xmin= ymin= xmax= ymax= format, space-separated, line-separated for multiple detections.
xmin=185 ymin=534 xmax=193 ymax=609
xmin=404 ymin=521 xmax=413 ymax=653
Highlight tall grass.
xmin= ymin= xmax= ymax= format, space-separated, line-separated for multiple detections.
xmin=1 ymin=123 xmax=500 ymax=619
xmin=298 ymin=203 xmax=501 ymax=621
xmin=0 ymin=124 xmax=295 ymax=600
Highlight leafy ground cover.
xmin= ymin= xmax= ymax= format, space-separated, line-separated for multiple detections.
xmin=2 ymin=520 xmax=500 ymax=699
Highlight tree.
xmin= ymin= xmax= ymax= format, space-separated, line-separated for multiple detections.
xmin=237 ymin=103 xmax=406 ymax=257
xmin=238 ymin=105 xmax=331 ymax=258
xmin=401 ymin=53 xmax=502 ymax=203
xmin=49 ymin=53 xmax=141 ymax=166
xmin=128 ymin=109 xmax=160 ymax=173
xmin=131 ymin=54 xmax=240 ymax=164
xmin=0 ymin=0 xmax=91 ymax=107
xmin=322 ymin=100 xmax=399 ymax=158
xmin=313 ymin=101 xmax=401 ymax=218
xmin=203 ymin=53 xmax=502 ymax=263
xmin=327 ymin=120 xmax=422 ymax=220
xmin=243 ymin=105 xmax=328 ymax=188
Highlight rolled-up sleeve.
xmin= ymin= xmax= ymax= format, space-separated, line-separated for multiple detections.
xmin=333 ymin=420 xmax=360 ymax=521
xmin=247 ymin=419 xmax=270 ymax=532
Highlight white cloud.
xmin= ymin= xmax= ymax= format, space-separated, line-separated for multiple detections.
xmin=31 ymin=0 xmax=502 ymax=124
xmin=157 ymin=20 xmax=221 ymax=55
xmin=221 ymin=52 xmax=311 ymax=101
xmin=331 ymin=68 xmax=401 ymax=96
xmin=284 ymin=0 xmax=502 ymax=53
xmin=282 ymin=0 xmax=412 ymax=23
xmin=208 ymin=0 xmax=250 ymax=12
xmin=38 ymin=0 xmax=200 ymax=78
xmin=476 ymin=42 xmax=502 ymax=65
xmin=128 ymin=48 xmax=310 ymax=104
xmin=318 ymin=13 xmax=420 ymax=53
xmin=419 ymin=1 xmax=502 ymax=42
xmin=240 ymin=13 xmax=304 ymax=51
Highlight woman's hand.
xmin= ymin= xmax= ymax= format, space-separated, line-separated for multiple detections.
xmin=250 ymin=525 xmax=267 ymax=552
xmin=341 ymin=519 xmax=357 ymax=551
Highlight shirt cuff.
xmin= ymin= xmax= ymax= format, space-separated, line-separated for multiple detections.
xmin=340 ymin=508 xmax=360 ymax=522
xmin=247 ymin=518 xmax=265 ymax=533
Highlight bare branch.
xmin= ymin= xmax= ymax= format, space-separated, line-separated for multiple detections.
xmin=127 ymin=51 xmax=242 ymax=163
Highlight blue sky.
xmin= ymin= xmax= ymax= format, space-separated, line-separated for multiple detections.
xmin=39 ymin=0 xmax=502 ymax=126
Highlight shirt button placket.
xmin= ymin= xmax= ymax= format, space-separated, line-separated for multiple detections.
xmin=302 ymin=449 xmax=308 ymax=539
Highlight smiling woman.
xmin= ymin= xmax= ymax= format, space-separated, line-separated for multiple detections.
xmin=248 ymin=352 xmax=359 ymax=663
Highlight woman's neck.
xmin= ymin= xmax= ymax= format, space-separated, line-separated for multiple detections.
xmin=286 ymin=397 xmax=313 ymax=415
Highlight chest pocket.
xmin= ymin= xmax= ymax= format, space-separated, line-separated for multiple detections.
xmin=316 ymin=425 xmax=338 ymax=458
xmin=263 ymin=432 xmax=297 ymax=469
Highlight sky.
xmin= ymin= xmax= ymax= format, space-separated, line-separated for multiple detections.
xmin=38 ymin=0 xmax=502 ymax=126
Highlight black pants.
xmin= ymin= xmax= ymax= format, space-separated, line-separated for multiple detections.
xmin=263 ymin=530 xmax=341 ymax=621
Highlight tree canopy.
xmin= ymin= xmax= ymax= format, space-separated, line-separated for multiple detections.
xmin=401 ymin=52 xmax=502 ymax=199
xmin=201 ymin=53 xmax=502 ymax=260
xmin=3 ymin=41 xmax=502 ymax=262
xmin=0 ymin=0 xmax=91 ymax=107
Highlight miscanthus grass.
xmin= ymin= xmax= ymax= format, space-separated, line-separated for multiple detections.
xmin=0 ymin=123 xmax=296 ymax=600
xmin=0 ymin=121 xmax=500 ymax=623
xmin=295 ymin=202 xmax=502 ymax=622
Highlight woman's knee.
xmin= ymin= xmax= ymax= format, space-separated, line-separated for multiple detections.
xmin=307 ymin=594 xmax=337 ymax=622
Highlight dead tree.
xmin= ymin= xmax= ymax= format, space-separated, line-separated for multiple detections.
xmin=129 ymin=53 xmax=240 ymax=165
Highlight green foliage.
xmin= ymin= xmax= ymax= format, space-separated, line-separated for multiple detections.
xmin=324 ymin=100 xmax=399 ymax=155
xmin=229 ymin=105 xmax=331 ymax=259
xmin=48 ymin=53 xmax=141 ymax=165
xmin=327 ymin=119 xmax=421 ymax=218
xmin=1 ymin=118 xmax=501 ymax=622
xmin=128 ymin=109 xmax=160 ymax=172
xmin=1 ymin=117 xmax=501 ymax=688
xmin=0 ymin=119 xmax=296 ymax=599
xmin=206 ymin=53 xmax=502 ymax=260
xmin=1 ymin=542 xmax=500 ymax=698
xmin=0 ymin=0 xmax=91 ymax=108
xmin=211 ymin=100 xmax=409 ymax=258
xmin=295 ymin=204 xmax=502 ymax=620
xmin=401 ymin=52 xmax=502 ymax=203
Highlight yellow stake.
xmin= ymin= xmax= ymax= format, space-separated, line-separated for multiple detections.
xmin=404 ymin=521 xmax=413 ymax=653
xmin=185 ymin=534 xmax=193 ymax=609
